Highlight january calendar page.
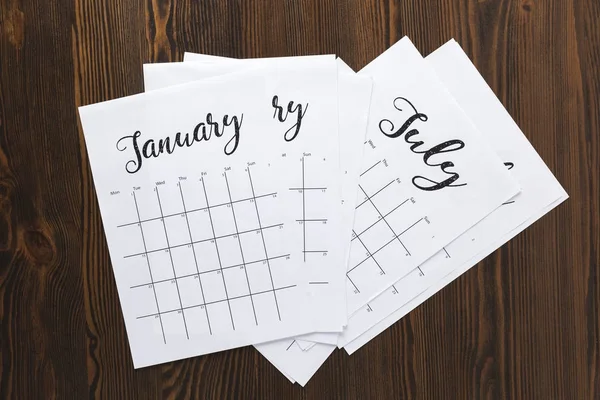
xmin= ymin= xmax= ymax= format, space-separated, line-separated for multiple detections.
xmin=79 ymin=74 xmax=326 ymax=367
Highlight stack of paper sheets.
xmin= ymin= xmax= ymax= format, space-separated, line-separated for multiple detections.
xmin=78 ymin=37 xmax=568 ymax=385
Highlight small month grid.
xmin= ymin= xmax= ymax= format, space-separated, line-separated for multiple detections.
xmin=118 ymin=166 xmax=293 ymax=344
xmin=288 ymin=155 xmax=329 ymax=261
xmin=359 ymin=245 xmax=451 ymax=316
xmin=346 ymin=159 xmax=429 ymax=294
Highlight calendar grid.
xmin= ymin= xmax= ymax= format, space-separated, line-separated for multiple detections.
xmin=347 ymin=160 xmax=426 ymax=290
xmin=121 ymin=166 xmax=289 ymax=343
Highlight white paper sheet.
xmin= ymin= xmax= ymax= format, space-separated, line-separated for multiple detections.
xmin=343 ymin=37 xmax=520 ymax=315
xmin=143 ymin=57 xmax=372 ymax=378
xmin=167 ymin=57 xmax=372 ymax=379
xmin=255 ymin=60 xmax=374 ymax=377
xmin=294 ymin=59 xmax=373 ymax=345
xmin=164 ymin=54 xmax=375 ymax=336
xmin=143 ymin=59 xmax=348 ymax=332
xmin=258 ymin=340 xmax=336 ymax=386
xmin=339 ymin=39 xmax=568 ymax=350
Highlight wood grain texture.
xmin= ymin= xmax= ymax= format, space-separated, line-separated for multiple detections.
xmin=0 ymin=0 xmax=598 ymax=398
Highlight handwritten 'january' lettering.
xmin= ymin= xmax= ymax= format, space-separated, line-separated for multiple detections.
xmin=116 ymin=113 xmax=243 ymax=174
xmin=379 ymin=97 xmax=466 ymax=191
xmin=272 ymin=95 xmax=308 ymax=142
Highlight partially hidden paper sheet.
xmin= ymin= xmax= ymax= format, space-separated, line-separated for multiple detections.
xmin=144 ymin=58 xmax=349 ymax=333
xmin=340 ymin=39 xmax=568 ymax=352
xmin=343 ymin=37 xmax=519 ymax=315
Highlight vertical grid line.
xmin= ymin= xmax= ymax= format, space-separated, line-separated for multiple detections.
xmin=358 ymin=184 xmax=411 ymax=256
xmin=201 ymin=178 xmax=236 ymax=330
xmin=352 ymin=229 xmax=385 ymax=274
xmin=302 ymin=157 xmax=306 ymax=262
xmin=132 ymin=191 xmax=166 ymax=344
xmin=178 ymin=182 xmax=213 ymax=335
xmin=155 ymin=186 xmax=190 ymax=339
xmin=347 ymin=275 xmax=360 ymax=293
xmin=247 ymin=167 xmax=281 ymax=320
xmin=224 ymin=171 xmax=258 ymax=325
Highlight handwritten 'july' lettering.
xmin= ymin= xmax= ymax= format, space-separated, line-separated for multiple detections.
xmin=379 ymin=97 xmax=466 ymax=191
xmin=272 ymin=95 xmax=308 ymax=142
xmin=116 ymin=113 xmax=243 ymax=174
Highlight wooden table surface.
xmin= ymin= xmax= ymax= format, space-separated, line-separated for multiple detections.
xmin=1 ymin=0 xmax=598 ymax=398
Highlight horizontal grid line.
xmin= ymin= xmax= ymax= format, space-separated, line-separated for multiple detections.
xmin=352 ymin=229 xmax=385 ymax=275
xmin=136 ymin=285 xmax=297 ymax=319
xmin=360 ymin=160 xmax=382 ymax=177
xmin=123 ymin=223 xmax=283 ymax=258
xmin=130 ymin=254 xmax=290 ymax=289
xmin=355 ymin=180 xmax=395 ymax=209
xmin=398 ymin=218 xmax=424 ymax=236
xmin=288 ymin=187 xmax=328 ymax=191
xmin=352 ymin=198 xmax=410 ymax=241
xmin=117 ymin=192 xmax=277 ymax=228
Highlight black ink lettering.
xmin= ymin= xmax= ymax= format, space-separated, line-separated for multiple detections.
xmin=223 ymin=114 xmax=242 ymax=155
xmin=207 ymin=113 xmax=220 ymax=138
xmin=272 ymin=95 xmax=308 ymax=142
xmin=174 ymin=131 xmax=193 ymax=147
xmin=116 ymin=130 xmax=143 ymax=174
xmin=115 ymin=112 xmax=244 ymax=174
xmin=142 ymin=139 xmax=158 ymax=158
xmin=504 ymin=162 xmax=514 ymax=170
xmin=193 ymin=122 xmax=208 ymax=142
xmin=379 ymin=97 xmax=428 ymax=139
xmin=379 ymin=97 xmax=466 ymax=191
xmin=158 ymin=137 xmax=175 ymax=154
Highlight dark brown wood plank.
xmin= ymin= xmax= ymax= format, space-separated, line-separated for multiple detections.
xmin=71 ymin=0 xmax=164 ymax=398
xmin=0 ymin=0 xmax=597 ymax=398
xmin=0 ymin=0 xmax=90 ymax=397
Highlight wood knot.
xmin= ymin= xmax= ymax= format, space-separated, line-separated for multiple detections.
xmin=0 ymin=181 xmax=13 ymax=251
xmin=0 ymin=181 xmax=10 ymax=205
xmin=4 ymin=6 xmax=25 ymax=50
xmin=23 ymin=229 xmax=55 ymax=264
xmin=522 ymin=1 xmax=532 ymax=12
